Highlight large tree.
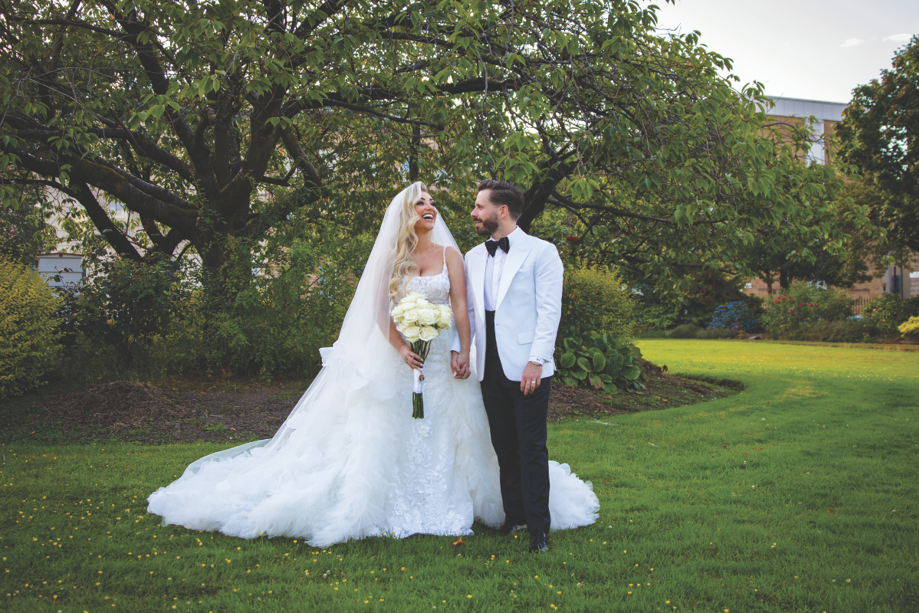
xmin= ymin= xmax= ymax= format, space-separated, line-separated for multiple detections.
xmin=836 ymin=35 xmax=919 ymax=258
xmin=1 ymin=0 xmax=856 ymax=288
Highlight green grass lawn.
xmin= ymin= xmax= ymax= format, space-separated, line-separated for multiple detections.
xmin=2 ymin=340 xmax=918 ymax=612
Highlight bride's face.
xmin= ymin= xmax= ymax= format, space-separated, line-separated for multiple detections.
xmin=414 ymin=192 xmax=437 ymax=233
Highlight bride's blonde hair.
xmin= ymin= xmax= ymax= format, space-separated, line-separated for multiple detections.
xmin=389 ymin=181 xmax=429 ymax=299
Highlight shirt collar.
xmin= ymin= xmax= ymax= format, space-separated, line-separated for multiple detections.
xmin=504 ymin=226 xmax=524 ymax=250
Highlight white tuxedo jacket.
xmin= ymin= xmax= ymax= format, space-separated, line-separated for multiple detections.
xmin=452 ymin=229 xmax=564 ymax=382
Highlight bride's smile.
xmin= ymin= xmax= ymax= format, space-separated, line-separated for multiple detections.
xmin=414 ymin=192 xmax=437 ymax=231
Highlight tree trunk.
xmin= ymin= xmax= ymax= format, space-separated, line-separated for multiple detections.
xmin=779 ymin=268 xmax=790 ymax=290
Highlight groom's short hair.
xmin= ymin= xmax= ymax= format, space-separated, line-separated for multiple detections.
xmin=477 ymin=180 xmax=524 ymax=220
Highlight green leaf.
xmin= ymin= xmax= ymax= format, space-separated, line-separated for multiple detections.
xmin=576 ymin=357 xmax=592 ymax=373
xmin=622 ymin=365 xmax=641 ymax=380
xmin=560 ymin=352 xmax=576 ymax=369
xmin=592 ymin=353 xmax=606 ymax=372
xmin=606 ymin=353 xmax=624 ymax=374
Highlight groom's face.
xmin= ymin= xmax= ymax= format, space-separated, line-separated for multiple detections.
xmin=472 ymin=190 xmax=501 ymax=237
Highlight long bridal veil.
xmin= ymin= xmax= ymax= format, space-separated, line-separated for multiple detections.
xmin=147 ymin=184 xmax=468 ymax=544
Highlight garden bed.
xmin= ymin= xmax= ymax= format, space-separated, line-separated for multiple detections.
xmin=0 ymin=360 xmax=740 ymax=445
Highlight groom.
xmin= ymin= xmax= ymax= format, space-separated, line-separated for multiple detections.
xmin=451 ymin=180 xmax=564 ymax=553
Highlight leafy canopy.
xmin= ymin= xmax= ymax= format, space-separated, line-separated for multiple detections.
xmin=836 ymin=35 xmax=919 ymax=257
xmin=0 ymin=0 xmax=857 ymax=288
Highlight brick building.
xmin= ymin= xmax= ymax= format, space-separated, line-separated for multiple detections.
xmin=743 ymin=96 xmax=918 ymax=304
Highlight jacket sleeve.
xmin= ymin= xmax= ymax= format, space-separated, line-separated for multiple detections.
xmin=451 ymin=250 xmax=477 ymax=354
xmin=529 ymin=242 xmax=564 ymax=363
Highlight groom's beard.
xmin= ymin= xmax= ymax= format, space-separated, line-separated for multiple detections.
xmin=475 ymin=213 xmax=499 ymax=236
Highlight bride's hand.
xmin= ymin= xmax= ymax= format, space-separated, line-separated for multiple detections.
xmin=399 ymin=345 xmax=423 ymax=370
xmin=452 ymin=350 xmax=471 ymax=379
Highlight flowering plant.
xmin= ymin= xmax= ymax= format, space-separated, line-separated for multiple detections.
xmin=708 ymin=301 xmax=761 ymax=332
xmin=392 ymin=292 xmax=453 ymax=418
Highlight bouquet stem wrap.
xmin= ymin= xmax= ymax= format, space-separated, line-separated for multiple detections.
xmin=410 ymin=341 xmax=432 ymax=419
xmin=391 ymin=292 xmax=453 ymax=420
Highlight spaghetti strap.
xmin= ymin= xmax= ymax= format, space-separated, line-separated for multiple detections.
xmin=442 ymin=246 xmax=447 ymax=267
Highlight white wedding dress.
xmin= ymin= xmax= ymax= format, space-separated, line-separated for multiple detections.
xmin=147 ymin=191 xmax=599 ymax=547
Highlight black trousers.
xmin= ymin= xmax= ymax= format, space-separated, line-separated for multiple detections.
xmin=481 ymin=310 xmax=552 ymax=533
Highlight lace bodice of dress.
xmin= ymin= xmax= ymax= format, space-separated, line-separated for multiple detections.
xmin=401 ymin=247 xmax=451 ymax=306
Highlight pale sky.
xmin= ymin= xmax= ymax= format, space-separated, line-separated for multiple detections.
xmin=652 ymin=0 xmax=919 ymax=104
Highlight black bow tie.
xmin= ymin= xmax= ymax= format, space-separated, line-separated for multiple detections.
xmin=485 ymin=236 xmax=510 ymax=256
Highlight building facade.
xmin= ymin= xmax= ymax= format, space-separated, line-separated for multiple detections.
xmin=743 ymin=96 xmax=918 ymax=304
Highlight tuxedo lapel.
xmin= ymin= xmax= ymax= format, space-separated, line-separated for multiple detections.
xmin=496 ymin=233 xmax=531 ymax=309
xmin=468 ymin=247 xmax=487 ymax=316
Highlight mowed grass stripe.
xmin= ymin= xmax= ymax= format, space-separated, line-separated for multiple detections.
xmin=1 ymin=340 xmax=917 ymax=612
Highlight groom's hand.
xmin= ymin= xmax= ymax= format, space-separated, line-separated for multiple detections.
xmin=521 ymin=362 xmax=543 ymax=395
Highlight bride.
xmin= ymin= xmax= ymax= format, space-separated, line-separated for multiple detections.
xmin=147 ymin=182 xmax=599 ymax=547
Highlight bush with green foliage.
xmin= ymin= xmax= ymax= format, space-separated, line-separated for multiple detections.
xmin=632 ymin=270 xmax=751 ymax=332
xmin=170 ymin=234 xmax=367 ymax=379
xmin=761 ymin=283 xmax=854 ymax=335
xmin=780 ymin=320 xmax=882 ymax=343
xmin=555 ymin=332 xmax=645 ymax=392
xmin=58 ymin=254 xmax=189 ymax=370
xmin=559 ymin=265 xmax=635 ymax=343
xmin=56 ymin=220 xmax=370 ymax=381
xmin=860 ymin=295 xmax=919 ymax=334
xmin=899 ymin=316 xmax=919 ymax=339
xmin=668 ymin=324 xmax=702 ymax=338
xmin=632 ymin=299 xmax=682 ymax=333
xmin=0 ymin=258 xmax=61 ymax=397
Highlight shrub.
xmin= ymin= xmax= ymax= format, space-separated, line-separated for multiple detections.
xmin=555 ymin=332 xmax=645 ymax=391
xmin=781 ymin=320 xmax=882 ymax=343
xmin=761 ymin=283 xmax=854 ymax=335
xmin=560 ymin=265 xmax=636 ymax=343
xmin=676 ymin=269 xmax=749 ymax=328
xmin=59 ymin=254 xmax=189 ymax=368
xmin=861 ymin=295 xmax=919 ymax=334
xmin=631 ymin=297 xmax=682 ymax=332
xmin=696 ymin=327 xmax=735 ymax=339
xmin=0 ymin=257 xmax=62 ymax=398
xmin=668 ymin=324 xmax=701 ymax=338
xmin=56 ymin=222 xmax=369 ymax=381
xmin=708 ymin=300 xmax=762 ymax=332
xmin=634 ymin=329 xmax=669 ymax=339
xmin=167 ymin=230 xmax=370 ymax=379
xmin=899 ymin=316 xmax=919 ymax=339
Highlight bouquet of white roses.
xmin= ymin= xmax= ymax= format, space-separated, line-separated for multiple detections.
xmin=392 ymin=292 xmax=454 ymax=418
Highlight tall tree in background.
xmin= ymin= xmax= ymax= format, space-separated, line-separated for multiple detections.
xmin=836 ymin=35 xmax=919 ymax=260
xmin=1 ymin=0 xmax=859 ymax=291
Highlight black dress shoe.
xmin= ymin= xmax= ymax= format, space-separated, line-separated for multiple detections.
xmin=497 ymin=522 xmax=527 ymax=536
xmin=529 ymin=531 xmax=549 ymax=553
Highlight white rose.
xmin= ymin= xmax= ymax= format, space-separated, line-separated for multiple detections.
xmin=419 ymin=326 xmax=438 ymax=342
xmin=402 ymin=308 xmax=420 ymax=323
xmin=415 ymin=297 xmax=431 ymax=308
xmin=437 ymin=305 xmax=453 ymax=328
xmin=402 ymin=325 xmax=421 ymax=342
xmin=418 ymin=308 xmax=437 ymax=326
xmin=399 ymin=292 xmax=421 ymax=306
xmin=391 ymin=304 xmax=406 ymax=319
xmin=396 ymin=323 xmax=406 ymax=333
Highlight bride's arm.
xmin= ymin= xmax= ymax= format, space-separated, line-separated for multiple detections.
xmin=389 ymin=318 xmax=423 ymax=370
xmin=446 ymin=247 xmax=472 ymax=375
